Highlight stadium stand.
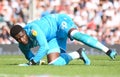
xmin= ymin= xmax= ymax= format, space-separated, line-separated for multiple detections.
xmin=0 ymin=0 xmax=120 ymax=45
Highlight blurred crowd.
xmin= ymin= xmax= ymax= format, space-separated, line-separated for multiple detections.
xmin=0 ymin=0 xmax=120 ymax=45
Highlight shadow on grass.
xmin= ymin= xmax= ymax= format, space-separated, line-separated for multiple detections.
xmin=4 ymin=63 xmax=18 ymax=65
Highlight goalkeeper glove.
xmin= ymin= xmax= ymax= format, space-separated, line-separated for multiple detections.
xmin=28 ymin=59 xmax=37 ymax=65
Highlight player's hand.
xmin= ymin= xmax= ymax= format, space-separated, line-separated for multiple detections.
xmin=18 ymin=60 xmax=46 ymax=66
xmin=29 ymin=60 xmax=46 ymax=65
xmin=28 ymin=59 xmax=37 ymax=65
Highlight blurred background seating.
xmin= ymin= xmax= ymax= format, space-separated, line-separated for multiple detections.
xmin=0 ymin=0 xmax=120 ymax=45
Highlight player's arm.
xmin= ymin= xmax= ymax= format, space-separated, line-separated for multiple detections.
xmin=18 ymin=44 xmax=46 ymax=66
xmin=30 ymin=25 xmax=49 ymax=64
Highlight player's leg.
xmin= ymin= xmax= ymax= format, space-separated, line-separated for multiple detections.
xmin=48 ymin=48 xmax=90 ymax=65
xmin=57 ymin=14 xmax=117 ymax=60
xmin=48 ymin=38 xmax=90 ymax=65
xmin=69 ymin=28 xmax=117 ymax=59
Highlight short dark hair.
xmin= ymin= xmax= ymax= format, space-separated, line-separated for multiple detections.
xmin=10 ymin=25 xmax=24 ymax=38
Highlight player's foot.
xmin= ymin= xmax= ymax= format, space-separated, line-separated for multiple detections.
xmin=106 ymin=49 xmax=117 ymax=59
xmin=77 ymin=48 xmax=90 ymax=65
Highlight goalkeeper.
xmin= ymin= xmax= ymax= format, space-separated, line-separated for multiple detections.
xmin=10 ymin=14 xmax=117 ymax=66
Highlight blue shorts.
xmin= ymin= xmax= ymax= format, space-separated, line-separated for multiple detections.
xmin=47 ymin=38 xmax=67 ymax=54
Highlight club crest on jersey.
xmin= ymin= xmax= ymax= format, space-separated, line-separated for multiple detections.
xmin=31 ymin=30 xmax=37 ymax=36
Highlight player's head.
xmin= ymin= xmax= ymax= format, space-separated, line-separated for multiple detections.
xmin=10 ymin=25 xmax=29 ymax=45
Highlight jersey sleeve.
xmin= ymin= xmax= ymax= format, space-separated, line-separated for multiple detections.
xmin=30 ymin=24 xmax=49 ymax=63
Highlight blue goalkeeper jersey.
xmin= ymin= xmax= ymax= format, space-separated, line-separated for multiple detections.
xmin=18 ymin=14 xmax=77 ymax=63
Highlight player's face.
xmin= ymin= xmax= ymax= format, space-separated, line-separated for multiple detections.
xmin=15 ymin=30 xmax=29 ymax=45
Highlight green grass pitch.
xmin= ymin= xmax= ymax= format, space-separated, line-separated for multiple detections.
xmin=0 ymin=55 xmax=120 ymax=77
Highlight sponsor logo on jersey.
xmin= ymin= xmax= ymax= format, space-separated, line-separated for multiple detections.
xmin=31 ymin=30 xmax=37 ymax=36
